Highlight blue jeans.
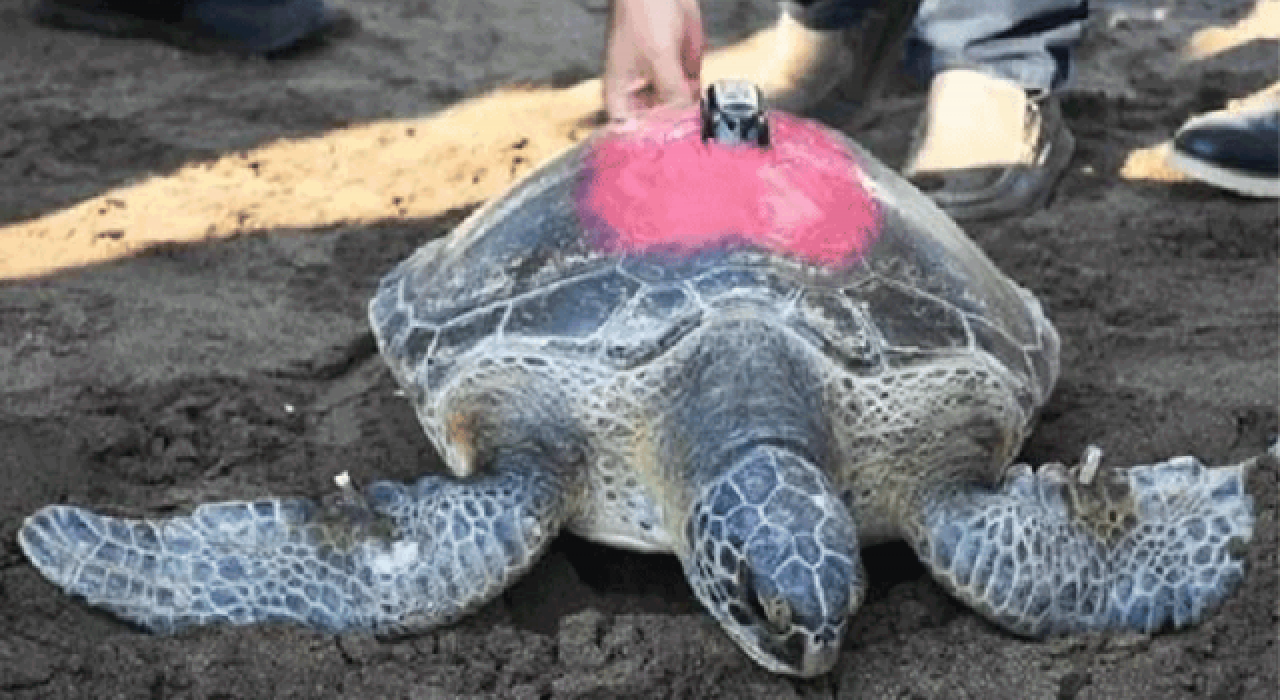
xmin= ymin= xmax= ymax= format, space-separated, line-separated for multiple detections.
xmin=779 ymin=0 xmax=1088 ymax=92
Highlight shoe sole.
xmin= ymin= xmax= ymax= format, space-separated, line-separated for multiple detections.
xmin=1167 ymin=148 xmax=1280 ymax=198
xmin=32 ymin=0 xmax=355 ymax=55
xmin=930 ymin=121 xmax=1077 ymax=223
xmin=34 ymin=1 xmax=230 ymax=52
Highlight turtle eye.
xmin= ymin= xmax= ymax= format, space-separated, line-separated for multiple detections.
xmin=744 ymin=576 xmax=792 ymax=634
xmin=758 ymin=594 xmax=792 ymax=633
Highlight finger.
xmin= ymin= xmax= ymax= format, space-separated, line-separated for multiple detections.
xmin=604 ymin=73 xmax=634 ymax=121
xmin=645 ymin=3 xmax=699 ymax=108
xmin=681 ymin=0 xmax=705 ymax=81
xmin=681 ymin=27 xmax=703 ymax=102
xmin=680 ymin=0 xmax=706 ymax=104
xmin=602 ymin=39 xmax=641 ymax=120
xmin=651 ymin=51 xmax=697 ymax=108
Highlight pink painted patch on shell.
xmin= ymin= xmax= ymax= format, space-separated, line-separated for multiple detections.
xmin=576 ymin=108 xmax=881 ymax=267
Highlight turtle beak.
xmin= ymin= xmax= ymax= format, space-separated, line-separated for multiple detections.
xmin=801 ymin=627 xmax=843 ymax=677
xmin=745 ymin=621 xmax=844 ymax=677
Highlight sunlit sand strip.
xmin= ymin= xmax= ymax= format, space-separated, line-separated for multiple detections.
xmin=1120 ymin=143 xmax=1192 ymax=183
xmin=22 ymin=11 xmax=1270 ymax=276
xmin=0 ymin=81 xmax=602 ymax=280
xmin=0 ymin=27 xmax=792 ymax=282
xmin=1185 ymin=0 xmax=1280 ymax=60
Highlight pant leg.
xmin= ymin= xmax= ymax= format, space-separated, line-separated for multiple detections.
xmin=907 ymin=0 xmax=1089 ymax=92
xmin=779 ymin=0 xmax=880 ymax=31
xmin=778 ymin=0 xmax=1088 ymax=92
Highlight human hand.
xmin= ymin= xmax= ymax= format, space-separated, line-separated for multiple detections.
xmin=603 ymin=0 xmax=704 ymax=121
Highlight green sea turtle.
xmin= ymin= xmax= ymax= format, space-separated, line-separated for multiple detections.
xmin=20 ymin=81 xmax=1253 ymax=677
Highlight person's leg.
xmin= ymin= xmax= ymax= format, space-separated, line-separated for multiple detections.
xmin=33 ymin=0 xmax=354 ymax=54
xmin=902 ymin=0 xmax=1087 ymax=221
xmin=761 ymin=0 xmax=917 ymax=125
xmin=906 ymin=0 xmax=1087 ymax=93
xmin=779 ymin=0 xmax=879 ymax=32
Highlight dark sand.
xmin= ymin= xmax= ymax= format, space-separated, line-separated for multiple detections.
xmin=0 ymin=0 xmax=1275 ymax=697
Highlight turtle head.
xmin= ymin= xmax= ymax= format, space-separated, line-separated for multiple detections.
xmin=683 ymin=445 xmax=864 ymax=677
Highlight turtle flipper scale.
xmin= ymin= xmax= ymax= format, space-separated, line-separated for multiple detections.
xmin=19 ymin=456 xmax=570 ymax=635
xmin=905 ymin=456 xmax=1253 ymax=637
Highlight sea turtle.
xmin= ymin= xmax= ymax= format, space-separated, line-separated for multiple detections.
xmin=19 ymin=81 xmax=1254 ymax=677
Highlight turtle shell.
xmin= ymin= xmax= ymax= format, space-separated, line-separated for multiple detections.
xmin=370 ymin=108 xmax=1058 ymax=418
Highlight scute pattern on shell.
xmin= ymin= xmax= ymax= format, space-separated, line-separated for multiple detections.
xmin=368 ymin=131 xmax=1060 ymax=550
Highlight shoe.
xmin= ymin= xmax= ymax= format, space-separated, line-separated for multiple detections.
xmin=903 ymin=69 xmax=1075 ymax=222
xmin=33 ymin=0 xmax=356 ymax=55
xmin=1169 ymin=100 xmax=1280 ymax=198
xmin=758 ymin=0 xmax=920 ymax=129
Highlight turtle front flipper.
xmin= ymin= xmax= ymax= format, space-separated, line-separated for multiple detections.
xmin=903 ymin=456 xmax=1254 ymax=637
xmin=19 ymin=453 xmax=573 ymax=635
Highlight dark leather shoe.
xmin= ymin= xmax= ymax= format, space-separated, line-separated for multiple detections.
xmin=1170 ymin=101 xmax=1279 ymax=198
xmin=903 ymin=69 xmax=1075 ymax=223
xmin=33 ymin=0 xmax=356 ymax=55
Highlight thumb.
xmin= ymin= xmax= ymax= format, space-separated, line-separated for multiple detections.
xmin=650 ymin=50 xmax=698 ymax=108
